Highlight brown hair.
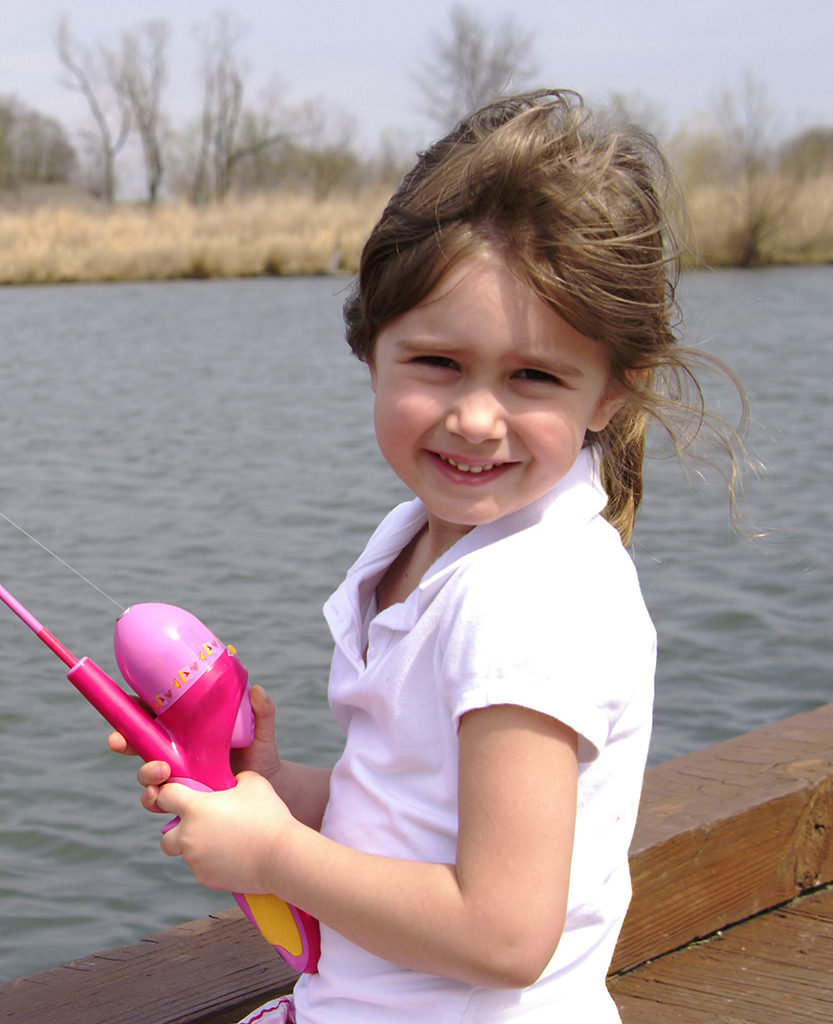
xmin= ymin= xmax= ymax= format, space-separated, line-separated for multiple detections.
xmin=344 ymin=90 xmax=746 ymax=544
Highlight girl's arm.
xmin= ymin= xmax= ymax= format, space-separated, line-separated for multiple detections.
xmin=154 ymin=703 xmax=578 ymax=989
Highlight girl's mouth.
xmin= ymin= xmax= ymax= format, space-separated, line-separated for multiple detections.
xmin=438 ymin=454 xmax=501 ymax=474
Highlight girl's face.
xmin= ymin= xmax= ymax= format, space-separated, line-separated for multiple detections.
xmin=370 ymin=253 xmax=624 ymax=556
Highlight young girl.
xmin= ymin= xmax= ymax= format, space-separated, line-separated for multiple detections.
xmin=114 ymin=90 xmax=744 ymax=1022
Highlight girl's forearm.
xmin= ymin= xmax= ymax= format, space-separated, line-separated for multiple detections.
xmin=269 ymin=823 xmax=561 ymax=989
xmin=272 ymin=760 xmax=331 ymax=832
xmin=268 ymin=709 xmax=577 ymax=988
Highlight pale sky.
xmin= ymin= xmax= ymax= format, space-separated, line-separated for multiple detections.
xmin=1 ymin=0 xmax=830 ymax=158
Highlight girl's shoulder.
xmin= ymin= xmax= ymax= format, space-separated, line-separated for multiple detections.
xmin=456 ymin=502 xmax=635 ymax=597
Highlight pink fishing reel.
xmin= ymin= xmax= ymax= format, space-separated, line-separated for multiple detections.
xmin=113 ymin=603 xmax=255 ymax=788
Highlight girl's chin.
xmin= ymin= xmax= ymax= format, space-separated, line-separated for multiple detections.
xmin=424 ymin=498 xmax=515 ymax=534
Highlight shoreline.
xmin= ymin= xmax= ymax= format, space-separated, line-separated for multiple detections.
xmin=0 ymin=188 xmax=389 ymax=287
xmin=0 ymin=178 xmax=831 ymax=286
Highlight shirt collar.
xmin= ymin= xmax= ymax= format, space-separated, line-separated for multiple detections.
xmin=324 ymin=447 xmax=608 ymax=653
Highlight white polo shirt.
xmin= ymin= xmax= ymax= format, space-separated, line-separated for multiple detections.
xmin=293 ymin=447 xmax=656 ymax=1023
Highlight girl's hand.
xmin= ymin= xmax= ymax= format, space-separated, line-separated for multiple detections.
xmin=155 ymin=770 xmax=293 ymax=895
xmin=231 ymin=684 xmax=283 ymax=784
xmin=107 ymin=683 xmax=282 ymax=806
xmin=108 ymin=682 xmax=331 ymax=829
xmin=106 ymin=698 xmax=145 ymax=760
xmin=106 ymin=716 xmax=173 ymax=811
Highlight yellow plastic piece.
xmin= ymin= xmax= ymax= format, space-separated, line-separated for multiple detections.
xmin=244 ymin=893 xmax=304 ymax=956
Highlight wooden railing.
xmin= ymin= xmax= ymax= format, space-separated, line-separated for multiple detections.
xmin=612 ymin=700 xmax=833 ymax=974
xmin=4 ymin=703 xmax=833 ymax=1024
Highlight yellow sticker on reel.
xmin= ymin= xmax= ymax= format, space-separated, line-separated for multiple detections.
xmin=244 ymin=893 xmax=304 ymax=957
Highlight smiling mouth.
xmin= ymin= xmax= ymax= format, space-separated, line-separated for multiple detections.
xmin=438 ymin=454 xmax=501 ymax=474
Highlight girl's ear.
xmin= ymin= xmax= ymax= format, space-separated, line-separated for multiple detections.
xmin=589 ymin=367 xmax=646 ymax=432
xmin=625 ymin=367 xmax=647 ymax=386
xmin=588 ymin=380 xmax=627 ymax=433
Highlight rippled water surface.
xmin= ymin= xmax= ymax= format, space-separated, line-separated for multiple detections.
xmin=0 ymin=267 xmax=830 ymax=981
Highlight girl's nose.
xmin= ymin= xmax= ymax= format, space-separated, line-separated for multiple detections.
xmin=446 ymin=388 xmax=508 ymax=444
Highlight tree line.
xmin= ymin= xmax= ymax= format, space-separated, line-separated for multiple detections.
xmin=2 ymin=10 xmax=389 ymax=205
xmin=1 ymin=6 xmax=831 ymax=264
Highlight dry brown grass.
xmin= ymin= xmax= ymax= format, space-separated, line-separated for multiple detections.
xmin=0 ymin=176 xmax=831 ymax=285
xmin=0 ymin=188 xmax=390 ymax=285
xmin=683 ymin=172 xmax=833 ymax=266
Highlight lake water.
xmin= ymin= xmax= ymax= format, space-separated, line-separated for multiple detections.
xmin=0 ymin=267 xmax=830 ymax=982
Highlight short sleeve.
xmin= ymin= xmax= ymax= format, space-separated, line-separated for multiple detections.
xmin=434 ymin=521 xmax=653 ymax=763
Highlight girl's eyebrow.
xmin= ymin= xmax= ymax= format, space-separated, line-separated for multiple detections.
xmin=392 ymin=336 xmax=460 ymax=358
xmin=393 ymin=337 xmax=449 ymax=351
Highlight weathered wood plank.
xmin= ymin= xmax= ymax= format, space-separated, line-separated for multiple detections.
xmin=612 ymin=702 xmax=833 ymax=972
xmin=610 ymin=884 xmax=833 ymax=1023
xmin=0 ymin=909 xmax=296 ymax=1024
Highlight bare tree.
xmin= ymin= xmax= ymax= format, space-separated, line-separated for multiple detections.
xmin=56 ymin=17 xmax=131 ymax=203
xmin=605 ymin=91 xmax=667 ymax=141
xmin=0 ymin=101 xmax=15 ymax=187
xmin=5 ymin=102 xmax=77 ymax=185
xmin=118 ymin=21 xmax=169 ymax=205
xmin=780 ymin=126 xmax=833 ymax=180
xmin=231 ymin=97 xmax=361 ymax=198
xmin=414 ymin=5 xmax=538 ymax=132
xmin=715 ymin=74 xmax=788 ymax=266
xmin=187 ymin=13 xmax=292 ymax=203
xmin=190 ymin=11 xmax=246 ymax=203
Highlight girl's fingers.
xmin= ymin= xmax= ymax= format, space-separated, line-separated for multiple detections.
xmin=137 ymin=759 xmax=172 ymax=787
xmin=160 ymin=817 xmax=183 ymax=858
xmin=153 ymin=781 xmax=193 ymax=817
xmin=250 ymin=684 xmax=277 ymax=739
xmin=141 ymin=784 xmax=162 ymax=813
xmin=139 ymin=762 xmax=174 ymax=814
xmin=107 ymin=730 xmax=137 ymax=756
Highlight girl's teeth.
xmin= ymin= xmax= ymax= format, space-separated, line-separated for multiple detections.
xmin=445 ymin=456 xmax=495 ymax=473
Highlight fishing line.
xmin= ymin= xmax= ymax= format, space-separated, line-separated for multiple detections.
xmin=0 ymin=509 xmax=125 ymax=614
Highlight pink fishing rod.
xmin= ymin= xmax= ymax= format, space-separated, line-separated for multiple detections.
xmin=0 ymin=581 xmax=320 ymax=973
xmin=0 ymin=582 xmax=77 ymax=668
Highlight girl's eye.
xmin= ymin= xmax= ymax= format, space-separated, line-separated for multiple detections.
xmin=413 ymin=355 xmax=459 ymax=370
xmin=515 ymin=368 xmax=561 ymax=385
